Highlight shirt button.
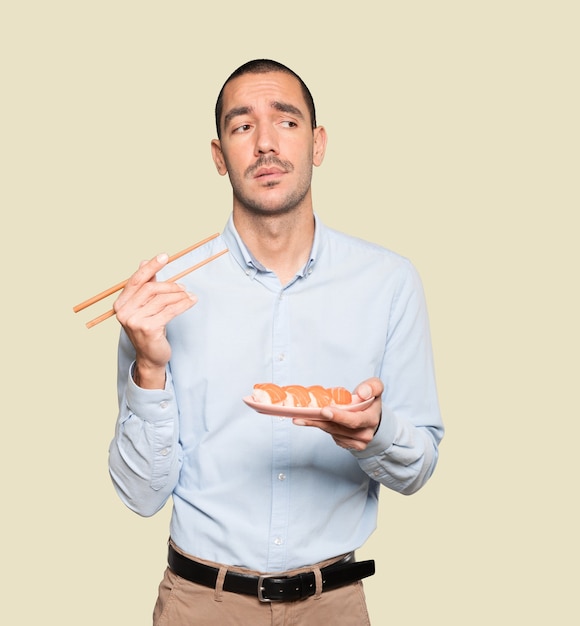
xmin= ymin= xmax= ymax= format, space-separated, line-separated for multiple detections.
xmin=278 ymin=473 xmax=286 ymax=481
xmin=274 ymin=537 xmax=283 ymax=546
xmin=277 ymin=353 xmax=285 ymax=361
xmin=160 ymin=401 xmax=168 ymax=409
xmin=160 ymin=448 xmax=169 ymax=456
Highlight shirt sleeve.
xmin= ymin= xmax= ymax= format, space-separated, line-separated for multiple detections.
xmin=108 ymin=331 xmax=183 ymax=517
xmin=353 ymin=259 xmax=444 ymax=495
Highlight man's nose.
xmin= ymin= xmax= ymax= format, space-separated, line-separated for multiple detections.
xmin=254 ymin=124 xmax=279 ymax=155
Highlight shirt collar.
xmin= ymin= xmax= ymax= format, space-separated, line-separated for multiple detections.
xmin=221 ymin=214 xmax=322 ymax=280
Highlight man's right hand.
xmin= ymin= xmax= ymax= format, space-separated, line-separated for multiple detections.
xmin=113 ymin=253 xmax=197 ymax=389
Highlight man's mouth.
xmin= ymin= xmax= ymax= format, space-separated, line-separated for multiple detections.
xmin=254 ymin=167 xmax=285 ymax=179
xmin=246 ymin=158 xmax=294 ymax=179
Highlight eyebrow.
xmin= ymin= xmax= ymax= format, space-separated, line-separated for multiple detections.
xmin=223 ymin=101 xmax=305 ymax=127
xmin=271 ymin=101 xmax=304 ymax=119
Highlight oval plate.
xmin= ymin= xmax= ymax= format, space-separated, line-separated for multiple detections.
xmin=242 ymin=395 xmax=375 ymax=420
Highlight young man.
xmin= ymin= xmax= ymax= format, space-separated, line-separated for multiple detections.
xmin=109 ymin=59 xmax=444 ymax=625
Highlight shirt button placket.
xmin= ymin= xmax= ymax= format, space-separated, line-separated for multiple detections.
xmin=268 ymin=287 xmax=291 ymax=570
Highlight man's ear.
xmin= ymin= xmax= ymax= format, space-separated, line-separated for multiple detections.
xmin=312 ymin=126 xmax=327 ymax=167
xmin=211 ymin=139 xmax=228 ymax=176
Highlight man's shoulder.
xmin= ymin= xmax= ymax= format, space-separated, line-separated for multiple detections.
xmin=322 ymin=223 xmax=411 ymax=269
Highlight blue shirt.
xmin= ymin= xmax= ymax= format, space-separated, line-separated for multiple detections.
xmin=109 ymin=215 xmax=444 ymax=572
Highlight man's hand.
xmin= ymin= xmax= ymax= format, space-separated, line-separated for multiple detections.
xmin=113 ymin=253 xmax=197 ymax=389
xmin=292 ymin=377 xmax=384 ymax=451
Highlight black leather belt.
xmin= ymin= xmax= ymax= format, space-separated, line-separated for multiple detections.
xmin=168 ymin=544 xmax=375 ymax=602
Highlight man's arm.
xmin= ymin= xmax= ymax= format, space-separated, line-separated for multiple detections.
xmin=108 ymin=346 xmax=182 ymax=516
xmin=293 ymin=261 xmax=444 ymax=494
xmin=108 ymin=254 xmax=197 ymax=515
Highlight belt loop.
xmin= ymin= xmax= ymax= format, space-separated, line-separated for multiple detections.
xmin=313 ymin=567 xmax=323 ymax=600
xmin=214 ymin=566 xmax=228 ymax=602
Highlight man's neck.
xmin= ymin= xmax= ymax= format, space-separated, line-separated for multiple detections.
xmin=233 ymin=207 xmax=315 ymax=285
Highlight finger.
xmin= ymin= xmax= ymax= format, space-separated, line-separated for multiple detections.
xmin=138 ymin=288 xmax=197 ymax=321
xmin=318 ymin=405 xmax=376 ymax=430
xmin=127 ymin=299 xmax=196 ymax=332
xmin=292 ymin=416 xmax=331 ymax=429
xmin=132 ymin=253 xmax=169 ymax=283
xmin=293 ymin=410 xmax=356 ymax=429
xmin=332 ymin=435 xmax=368 ymax=452
xmin=133 ymin=280 xmax=193 ymax=308
xmin=355 ymin=376 xmax=383 ymax=400
xmin=118 ymin=253 xmax=170 ymax=302
xmin=115 ymin=281 xmax=193 ymax=321
xmin=292 ymin=416 xmax=375 ymax=450
xmin=121 ymin=287 xmax=197 ymax=328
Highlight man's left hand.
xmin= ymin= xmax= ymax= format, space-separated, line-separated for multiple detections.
xmin=292 ymin=377 xmax=384 ymax=451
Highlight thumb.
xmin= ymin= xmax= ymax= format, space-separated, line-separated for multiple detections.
xmin=356 ymin=377 xmax=383 ymax=400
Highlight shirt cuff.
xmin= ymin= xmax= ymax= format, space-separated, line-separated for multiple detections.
xmin=351 ymin=405 xmax=398 ymax=459
xmin=125 ymin=362 xmax=175 ymax=423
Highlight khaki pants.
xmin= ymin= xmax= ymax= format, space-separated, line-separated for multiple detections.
xmin=153 ymin=549 xmax=372 ymax=626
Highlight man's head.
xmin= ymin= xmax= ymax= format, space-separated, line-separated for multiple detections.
xmin=211 ymin=59 xmax=326 ymax=219
xmin=215 ymin=59 xmax=317 ymax=140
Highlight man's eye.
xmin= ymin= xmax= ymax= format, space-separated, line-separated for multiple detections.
xmin=233 ymin=124 xmax=251 ymax=134
xmin=281 ymin=121 xmax=297 ymax=128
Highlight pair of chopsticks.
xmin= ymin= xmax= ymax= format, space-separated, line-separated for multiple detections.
xmin=73 ymin=233 xmax=228 ymax=329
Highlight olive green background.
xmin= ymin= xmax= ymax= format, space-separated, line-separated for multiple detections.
xmin=2 ymin=2 xmax=578 ymax=624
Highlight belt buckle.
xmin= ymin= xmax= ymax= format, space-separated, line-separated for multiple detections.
xmin=257 ymin=575 xmax=273 ymax=602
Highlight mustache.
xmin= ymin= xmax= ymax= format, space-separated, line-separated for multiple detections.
xmin=245 ymin=156 xmax=294 ymax=178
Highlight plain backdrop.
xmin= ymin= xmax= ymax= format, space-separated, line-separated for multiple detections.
xmin=2 ymin=2 xmax=578 ymax=625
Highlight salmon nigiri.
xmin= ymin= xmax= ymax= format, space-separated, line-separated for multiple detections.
xmin=283 ymin=385 xmax=312 ymax=407
xmin=307 ymin=385 xmax=332 ymax=407
xmin=252 ymin=383 xmax=287 ymax=404
xmin=327 ymin=386 xmax=353 ymax=405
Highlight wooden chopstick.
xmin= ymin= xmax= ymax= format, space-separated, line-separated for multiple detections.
xmin=84 ymin=248 xmax=229 ymax=329
xmin=73 ymin=232 xmax=221 ymax=313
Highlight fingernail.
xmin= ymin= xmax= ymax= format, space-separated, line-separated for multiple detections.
xmin=359 ymin=384 xmax=371 ymax=399
xmin=157 ymin=253 xmax=169 ymax=263
xmin=176 ymin=284 xmax=197 ymax=301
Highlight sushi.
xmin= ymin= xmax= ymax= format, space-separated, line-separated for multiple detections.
xmin=252 ymin=383 xmax=352 ymax=407
xmin=252 ymin=383 xmax=287 ymax=405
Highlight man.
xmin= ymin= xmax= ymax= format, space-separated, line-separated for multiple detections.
xmin=109 ymin=59 xmax=444 ymax=625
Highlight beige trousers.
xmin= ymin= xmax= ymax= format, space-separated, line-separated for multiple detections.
xmin=153 ymin=548 xmax=372 ymax=626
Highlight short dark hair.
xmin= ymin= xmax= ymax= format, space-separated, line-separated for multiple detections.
xmin=214 ymin=59 xmax=317 ymax=139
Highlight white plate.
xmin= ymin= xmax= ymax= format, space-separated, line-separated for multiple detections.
xmin=242 ymin=395 xmax=375 ymax=420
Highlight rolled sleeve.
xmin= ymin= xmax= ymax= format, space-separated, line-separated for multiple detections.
xmin=109 ymin=365 xmax=182 ymax=514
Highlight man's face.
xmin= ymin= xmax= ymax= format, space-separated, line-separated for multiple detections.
xmin=211 ymin=71 xmax=326 ymax=217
